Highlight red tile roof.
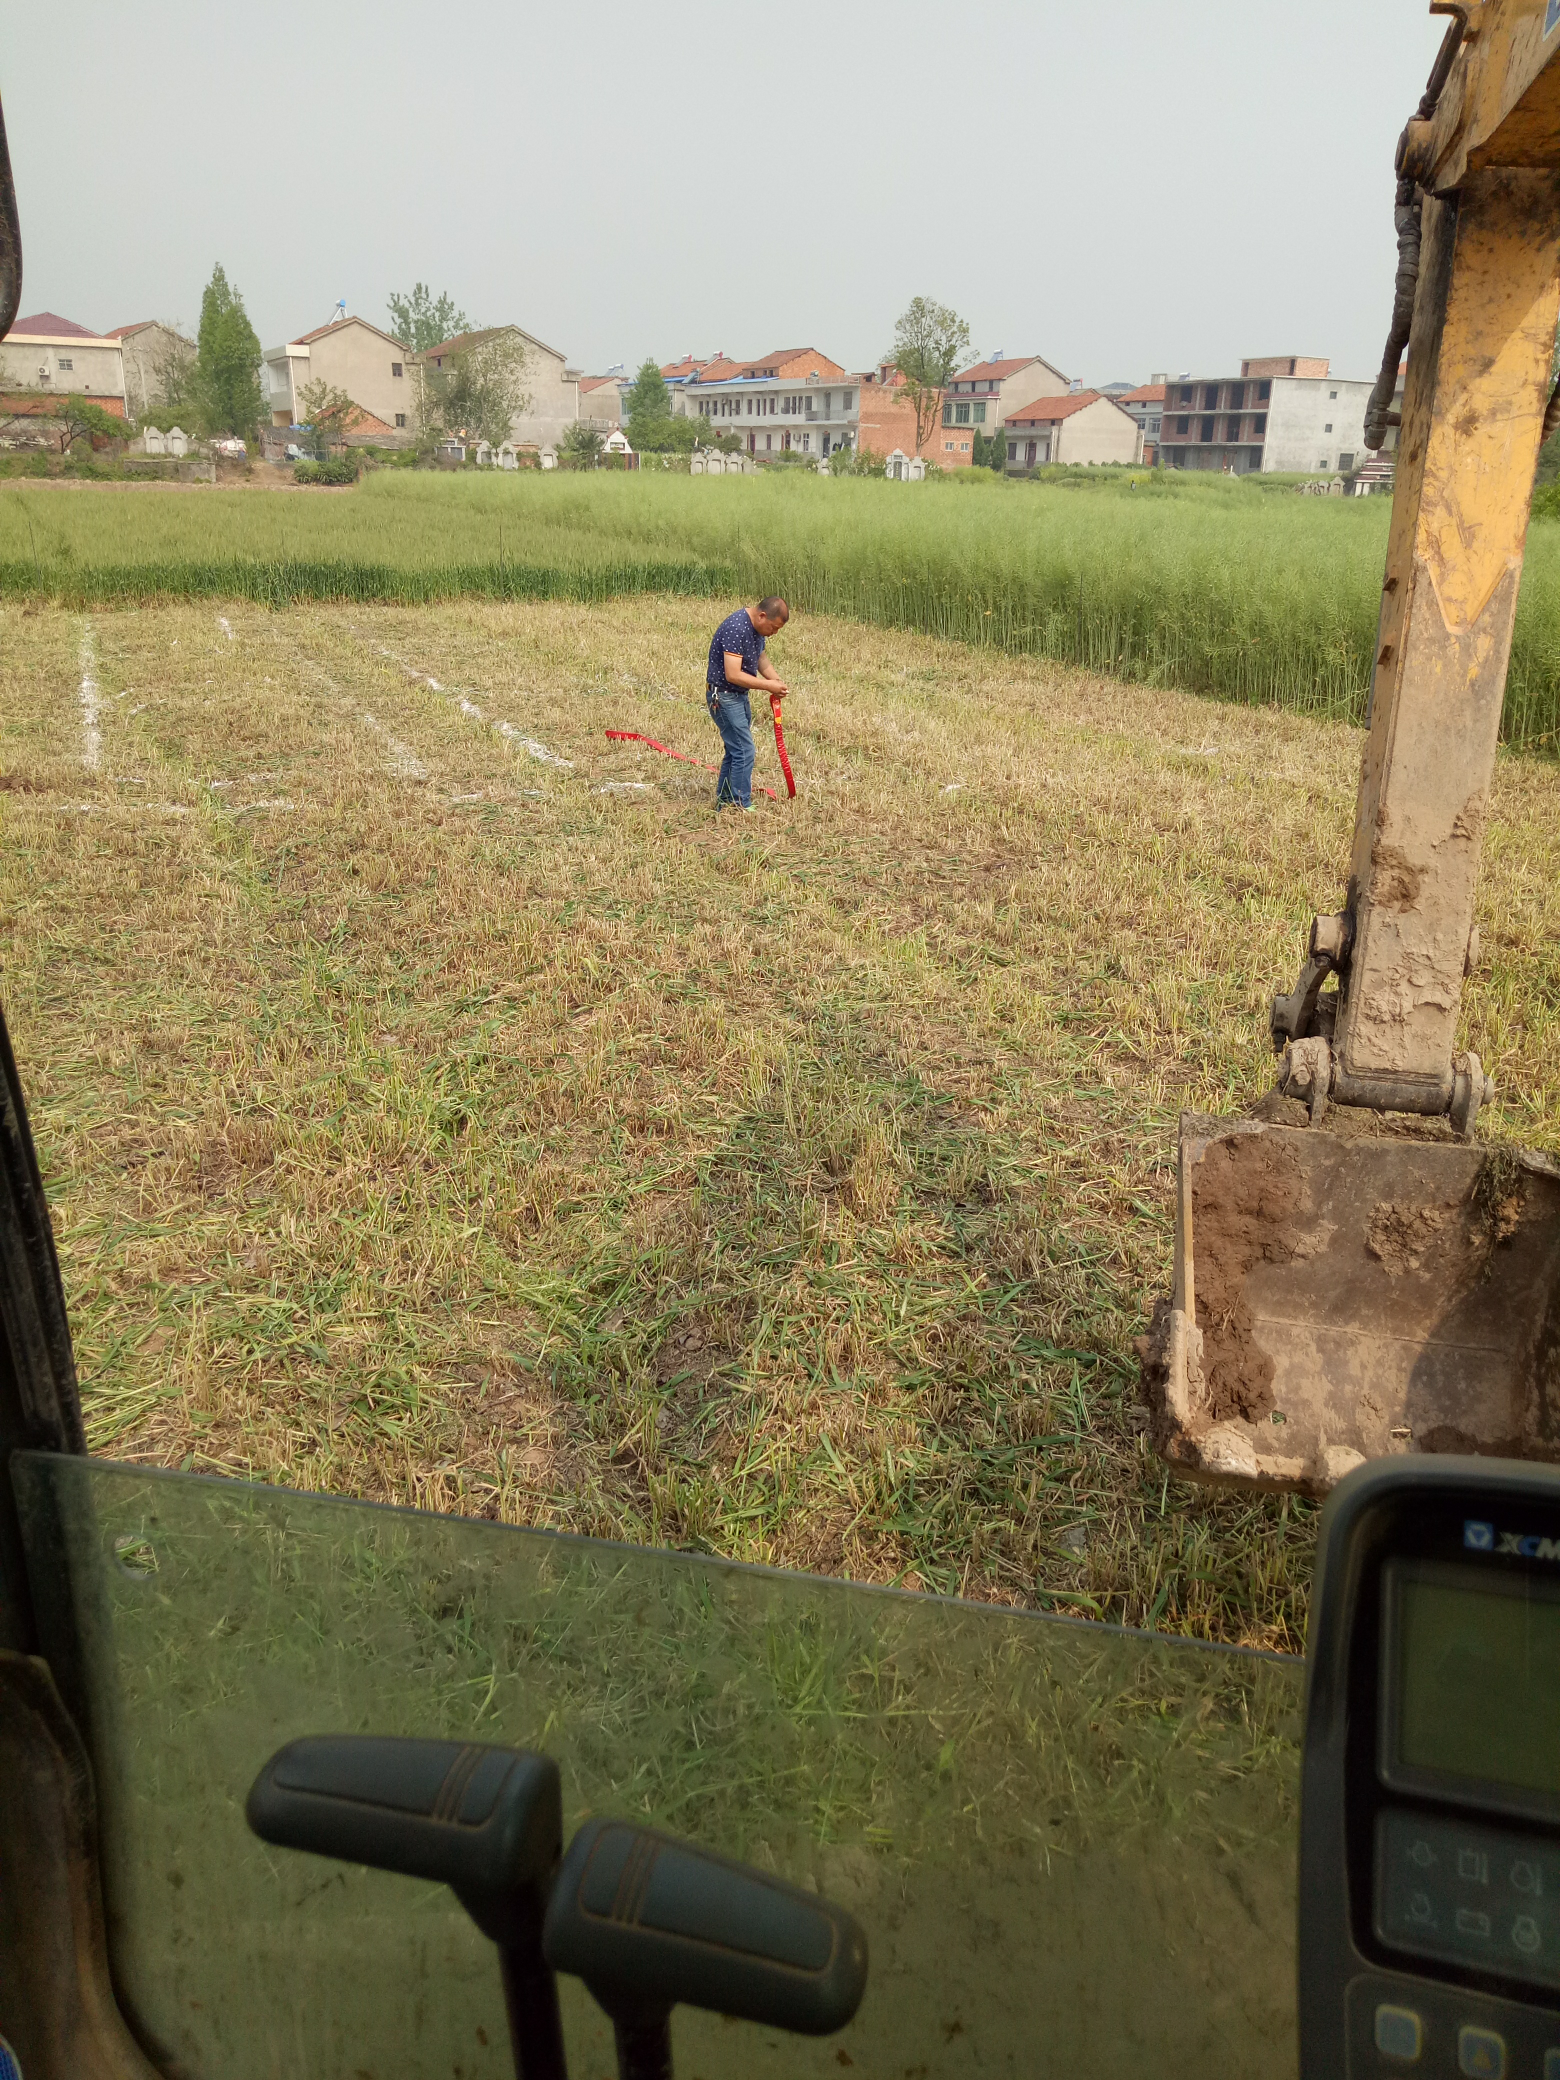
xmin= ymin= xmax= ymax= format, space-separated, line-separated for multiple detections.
xmin=8 ymin=312 xmax=99 ymax=339
xmin=953 ymin=355 xmax=1064 ymax=384
xmin=579 ymin=375 xmax=619 ymax=392
xmin=661 ymin=357 xmax=708 ymax=378
xmin=1117 ymin=383 xmax=1166 ymax=404
xmin=1006 ymin=390 xmax=1111 ymax=425
xmin=691 ymin=348 xmax=846 ymax=384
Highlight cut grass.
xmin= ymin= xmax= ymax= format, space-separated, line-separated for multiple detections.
xmin=4 ymin=594 xmax=1559 ymax=1655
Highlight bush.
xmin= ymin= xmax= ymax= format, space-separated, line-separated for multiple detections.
xmin=294 ymin=455 xmax=361 ymax=487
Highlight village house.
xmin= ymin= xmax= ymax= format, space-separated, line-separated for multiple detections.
xmin=1117 ymin=379 xmax=1167 ymax=465
xmin=417 ymin=325 xmax=584 ymax=453
xmin=1003 ymin=390 xmax=1142 ymax=470
xmin=683 ymin=348 xmax=854 ymax=459
xmin=578 ymin=375 xmax=623 ymax=427
xmin=262 ymin=316 xmax=414 ymax=436
xmin=943 ymin=354 xmax=1071 ymax=440
xmin=858 ymin=363 xmax=971 ymax=468
xmin=0 ymin=313 xmax=127 ymax=415
xmin=1157 ymin=357 xmax=1371 ymax=475
xmin=108 ymin=322 xmax=195 ymax=419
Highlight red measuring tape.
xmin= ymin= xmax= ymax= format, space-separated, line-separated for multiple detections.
xmin=770 ymin=692 xmax=796 ymax=798
xmin=604 ymin=730 xmax=778 ymax=801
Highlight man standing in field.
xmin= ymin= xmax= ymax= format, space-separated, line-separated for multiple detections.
xmin=706 ymin=596 xmax=789 ymax=811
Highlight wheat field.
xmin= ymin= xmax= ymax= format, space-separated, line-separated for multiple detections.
xmin=4 ymin=593 xmax=1559 ymax=1652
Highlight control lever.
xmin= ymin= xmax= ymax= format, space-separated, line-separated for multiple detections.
xmin=246 ymin=1735 xmax=567 ymax=2080
xmin=543 ymin=1818 xmax=869 ymax=2080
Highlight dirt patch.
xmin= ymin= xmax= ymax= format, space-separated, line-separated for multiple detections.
xmin=1366 ymin=1200 xmax=1447 ymax=1274
xmin=1191 ymin=1134 xmax=1305 ymax=1422
xmin=0 ymin=772 xmax=46 ymax=793
xmin=1369 ymin=842 xmax=1424 ymax=909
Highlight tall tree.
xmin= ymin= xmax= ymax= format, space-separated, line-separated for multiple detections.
xmin=623 ymin=358 xmax=700 ymax=453
xmin=193 ymin=264 xmax=263 ymax=437
xmin=387 ymin=284 xmax=472 ymax=353
xmin=886 ymin=297 xmax=972 ymax=456
xmin=418 ymin=331 xmax=532 ymax=449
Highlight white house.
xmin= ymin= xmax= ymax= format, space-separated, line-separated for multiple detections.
xmin=683 ymin=347 xmax=856 ymax=460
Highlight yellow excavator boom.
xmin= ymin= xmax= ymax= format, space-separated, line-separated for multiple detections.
xmin=1144 ymin=0 xmax=1560 ymax=1493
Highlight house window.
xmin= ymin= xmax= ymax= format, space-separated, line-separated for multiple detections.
xmin=973 ymin=403 xmax=986 ymax=424
xmin=1324 ymin=422 xmax=1333 ymax=433
xmin=1147 ymin=417 xmax=1161 ymax=436
xmin=1339 ymin=451 xmax=1356 ymax=470
xmin=944 ymin=440 xmax=954 ymax=451
xmin=844 ymin=390 xmax=854 ymax=409
xmin=1025 ymin=440 xmax=1037 ymax=465
xmin=1227 ymin=417 xmax=1242 ymax=440
xmin=1329 ymin=389 xmax=1338 ymax=399
xmin=392 ymin=362 xmax=403 ymax=377
xmin=960 ymin=441 xmax=969 ymax=452
xmin=955 ymin=403 xmax=970 ymax=424
xmin=57 ymin=357 xmax=73 ymax=371
xmin=1203 ymin=384 xmax=1219 ymax=410
xmin=1200 ymin=416 xmax=1215 ymax=441
xmin=802 ymin=432 xmax=810 ymax=450
xmin=1228 ymin=383 xmax=1244 ymax=410
xmin=1318 ymin=459 xmax=1329 ymax=469
xmin=1175 ymin=415 xmax=1190 ymax=435
xmin=395 ymin=412 xmax=406 ymax=428
xmin=766 ymin=434 xmax=772 ymax=449
xmin=1007 ymin=441 xmax=1017 ymax=461
xmin=1253 ymin=413 xmax=1267 ymax=436
xmin=1179 ymin=386 xmax=1195 ymax=407
xmin=942 ymin=403 xmax=953 ymax=426
xmin=1257 ymin=380 xmax=1271 ymax=401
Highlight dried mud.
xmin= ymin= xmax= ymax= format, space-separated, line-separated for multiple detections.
xmin=1190 ymin=1134 xmax=1305 ymax=1422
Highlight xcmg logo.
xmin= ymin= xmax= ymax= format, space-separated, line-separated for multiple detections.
xmin=1465 ymin=1520 xmax=1560 ymax=1560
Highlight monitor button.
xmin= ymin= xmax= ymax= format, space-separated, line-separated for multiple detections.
xmin=1374 ymin=2005 xmax=1423 ymax=2062
xmin=1457 ymin=2026 xmax=1506 ymax=2079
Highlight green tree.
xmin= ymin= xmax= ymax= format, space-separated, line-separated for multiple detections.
xmin=558 ymin=422 xmax=605 ymax=469
xmin=192 ymin=264 xmax=263 ymax=437
xmin=387 ymin=284 xmax=472 ymax=353
xmin=624 ymin=358 xmax=700 ymax=453
xmin=418 ymin=331 xmax=532 ymax=449
xmin=885 ymin=297 xmax=972 ymax=456
xmin=297 ymin=378 xmax=356 ymax=454
xmin=971 ymin=427 xmax=1005 ymax=473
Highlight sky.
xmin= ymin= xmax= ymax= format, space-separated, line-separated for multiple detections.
xmin=5 ymin=0 xmax=1448 ymax=386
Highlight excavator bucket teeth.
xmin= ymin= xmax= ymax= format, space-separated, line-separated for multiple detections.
xmin=1141 ymin=1112 xmax=1560 ymax=1495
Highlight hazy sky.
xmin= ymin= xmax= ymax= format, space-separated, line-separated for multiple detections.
xmin=6 ymin=1 xmax=1447 ymax=384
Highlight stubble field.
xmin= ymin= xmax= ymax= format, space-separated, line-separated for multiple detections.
xmin=4 ymin=593 xmax=1559 ymax=1653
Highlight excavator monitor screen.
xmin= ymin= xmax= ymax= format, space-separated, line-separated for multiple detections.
xmin=1301 ymin=1461 xmax=1560 ymax=2079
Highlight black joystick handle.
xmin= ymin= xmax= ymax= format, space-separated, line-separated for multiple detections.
xmin=543 ymin=1819 xmax=868 ymax=2080
xmin=247 ymin=1735 xmax=566 ymax=2080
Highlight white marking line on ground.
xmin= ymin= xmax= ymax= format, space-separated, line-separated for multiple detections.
xmin=217 ymin=616 xmax=235 ymax=640
xmin=78 ymin=628 xmax=102 ymax=771
xmin=360 ymin=712 xmax=430 ymax=781
xmin=285 ymin=643 xmax=434 ymax=786
xmin=368 ymin=638 xmax=572 ymax=770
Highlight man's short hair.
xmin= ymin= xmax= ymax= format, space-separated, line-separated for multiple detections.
xmin=757 ymin=595 xmax=790 ymax=621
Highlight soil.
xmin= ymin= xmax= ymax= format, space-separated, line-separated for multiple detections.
xmin=1190 ymin=1133 xmax=1306 ymax=1422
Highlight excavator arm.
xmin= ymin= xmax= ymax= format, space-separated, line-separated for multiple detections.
xmin=1144 ymin=0 xmax=1560 ymax=1493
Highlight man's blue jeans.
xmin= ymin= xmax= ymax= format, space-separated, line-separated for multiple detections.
xmin=707 ymin=688 xmax=755 ymax=809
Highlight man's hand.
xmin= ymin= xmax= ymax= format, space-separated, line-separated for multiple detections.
xmin=766 ymin=678 xmax=788 ymax=698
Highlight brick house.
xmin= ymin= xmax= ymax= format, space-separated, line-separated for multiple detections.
xmin=1003 ymin=391 xmax=1142 ymax=470
xmin=858 ymin=364 xmax=971 ymax=467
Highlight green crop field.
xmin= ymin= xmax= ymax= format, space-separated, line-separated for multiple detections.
xmin=4 ymin=593 xmax=1560 ymax=1655
xmin=5 ymin=467 xmax=1560 ymax=749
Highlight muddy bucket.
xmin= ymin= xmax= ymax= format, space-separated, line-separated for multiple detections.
xmin=1140 ymin=1110 xmax=1560 ymax=1495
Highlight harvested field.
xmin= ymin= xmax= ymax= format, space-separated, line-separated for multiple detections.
xmin=4 ymin=595 xmax=1559 ymax=1653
